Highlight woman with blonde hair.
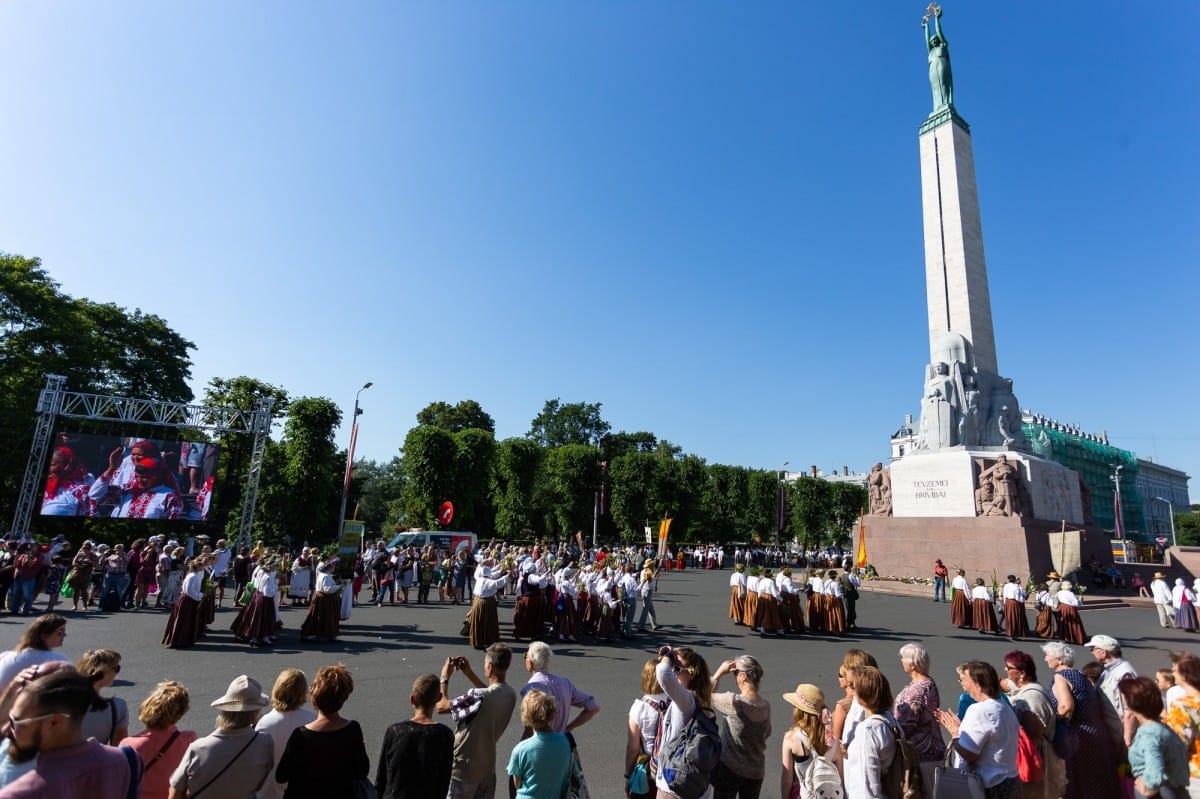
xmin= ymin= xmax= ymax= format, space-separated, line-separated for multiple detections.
xmin=655 ymin=644 xmax=715 ymax=798
xmin=274 ymin=663 xmax=370 ymax=797
xmin=119 ymin=681 xmax=197 ymax=799
xmin=507 ymin=689 xmax=571 ymax=799
xmin=780 ymin=683 xmax=843 ymax=799
xmin=710 ymin=655 xmax=771 ymax=798
xmin=255 ymin=669 xmax=316 ymax=799
xmin=626 ymin=658 xmax=670 ymax=799
xmin=0 ymin=614 xmax=69 ymax=694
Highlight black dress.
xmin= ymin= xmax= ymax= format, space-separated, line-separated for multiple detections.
xmin=276 ymin=720 xmax=370 ymax=799
xmin=374 ymin=719 xmax=454 ymax=799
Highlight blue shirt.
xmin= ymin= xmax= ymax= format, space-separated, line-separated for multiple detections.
xmin=1129 ymin=721 xmax=1190 ymax=792
xmin=506 ymin=732 xmax=570 ymax=799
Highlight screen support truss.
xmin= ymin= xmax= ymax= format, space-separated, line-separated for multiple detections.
xmin=11 ymin=374 xmax=274 ymax=550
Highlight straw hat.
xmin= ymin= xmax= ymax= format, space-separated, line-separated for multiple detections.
xmin=210 ymin=675 xmax=269 ymax=711
xmin=1047 ymin=571 xmax=1061 ymax=579
xmin=783 ymin=684 xmax=825 ymax=716
xmin=1154 ymin=571 xmax=1167 ymax=579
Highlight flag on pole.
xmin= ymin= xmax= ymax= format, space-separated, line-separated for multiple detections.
xmin=657 ymin=518 xmax=672 ymax=561
xmin=855 ymin=514 xmax=868 ymax=569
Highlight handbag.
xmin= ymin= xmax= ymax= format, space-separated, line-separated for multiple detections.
xmin=932 ymin=746 xmax=985 ymax=799
xmin=1015 ymin=724 xmax=1043 ymax=782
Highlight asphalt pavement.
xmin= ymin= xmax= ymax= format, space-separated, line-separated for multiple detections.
xmin=3 ymin=568 xmax=1194 ymax=799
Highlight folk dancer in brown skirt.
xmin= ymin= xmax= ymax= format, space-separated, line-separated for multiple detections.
xmin=970 ymin=578 xmax=1001 ymax=634
xmin=1000 ymin=574 xmax=1030 ymax=638
xmin=950 ymin=569 xmax=972 ymax=628
xmin=823 ymin=570 xmax=847 ymax=635
xmin=1033 ymin=583 xmax=1056 ymax=638
xmin=757 ymin=569 xmax=784 ymax=636
xmin=742 ymin=569 xmax=761 ymax=629
xmin=806 ymin=570 xmax=826 ymax=632
xmin=466 ymin=559 xmax=509 ymax=650
xmin=554 ymin=566 xmax=581 ymax=642
xmin=1054 ymin=580 xmax=1087 ymax=644
xmin=300 ymin=556 xmax=343 ymax=642
xmin=729 ymin=564 xmax=747 ymax=625
xmin=778 ymin=568 xmax=805 ymax=634
xmin=512 ymin=558 xmax=546 ymax=642
xmin=162 ymin=558 xmax=205 ymax=649
xmin=230 ymin=557 xmax=282 ymax=647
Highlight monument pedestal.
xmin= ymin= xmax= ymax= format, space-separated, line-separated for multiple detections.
xmin=862 ymin=514 xmax=1112 ymax=584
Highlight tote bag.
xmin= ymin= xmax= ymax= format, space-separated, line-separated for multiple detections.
xmin=932 ymin=747 xmax=985 ymax=799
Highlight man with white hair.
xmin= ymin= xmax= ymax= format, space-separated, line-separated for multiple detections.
xmin=519 ymin=641 xmax=600 ymax=736
xmin=1086 ymin=634 xmax=1137 ymax=751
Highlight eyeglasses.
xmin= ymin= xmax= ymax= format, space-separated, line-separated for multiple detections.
xmin=1004 ymin=665 xmax=1019 ymax=671
xmin=8 ymin=712 xmax=69 ymax=728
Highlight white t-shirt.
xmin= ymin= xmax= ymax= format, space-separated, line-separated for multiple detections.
xmin=956 ymin=697 xmax=1020 ymax=788
xmin=627 ymin=692 xmax=669 ymax=758
xmin=254 ymin=707 xmax=318 ymax=799
xmin=845 ymin=713 xmax=894 ymax=799
xmin=0 ymin=649 xmax=71 ymax=695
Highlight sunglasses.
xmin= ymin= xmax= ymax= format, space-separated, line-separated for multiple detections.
xmin=8 ymin=712 xmax=69 ymax=728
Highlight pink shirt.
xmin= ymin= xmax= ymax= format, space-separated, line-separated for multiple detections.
xmin=120 ymin=726 xmax=198 ymax=799
xmin=0 ymin=738 xmax=136 ymax=798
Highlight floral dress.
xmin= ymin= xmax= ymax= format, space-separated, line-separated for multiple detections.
xmin=894 ymin=677 xmax=946 ymax=763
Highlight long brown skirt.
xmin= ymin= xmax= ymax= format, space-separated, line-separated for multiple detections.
xmin=826 ymin=596 xmax=847 ymax=634
xmin=972 ymin=597 xmax=1000 ymax=633
xmin=467 ymin=595 xmax=500 ymax=649
xmin=758 ymin=596 xmax=783 ymax=632
xmin=513 ymin=592 xmax=544 ymax=639
xmin=1035 ymin=605 xmax=1055 ymax=638
xmin=951 ymin=591 xmax=972 ymax=627
xmin=230 ymin=593 xmax=277 ymax=642
xmin=300 ymin=592 xmax=341 ymax=640
xmin=782 ymin=593 xmax=806 ymax=633
xmin=1003 ymin=598 xmax=1030 ymax=638
xmin=807 ymin=591 xmax=825 ymax=632
xmin=742 ymin=592 xmax=759 ymax=628
xmin=729 ymin=586 xmax=744 ymax=623
xmin=162 ymin=595 xmax=200 ymax=649
xmin=1057 ymin=604 xmax=1087 ymax=644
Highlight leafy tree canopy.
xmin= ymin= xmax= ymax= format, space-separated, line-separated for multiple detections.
xmin=527 ymin=399 xmax=611 ymax=448
xmin=416 ymin=400 xmax=495 ymax=433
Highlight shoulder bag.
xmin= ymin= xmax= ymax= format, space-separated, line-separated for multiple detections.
xmin=188 ymin=734 xmax=257 ymax=799
xmin=931 ymin=745 xmax=985 ymax=799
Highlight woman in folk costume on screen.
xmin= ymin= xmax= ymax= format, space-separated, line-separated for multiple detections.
xmin=89 ymin=450 xmax=183 ymax=520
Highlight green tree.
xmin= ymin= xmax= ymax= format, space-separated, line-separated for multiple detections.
xmin=352 ymin=457 xmax=406 ymax=534
xmin=279 ymin=396 xmax=342 ymax=542
xmin=1177 ymin=512 xmax=1200 ymax=547
xmin=398 ymin=426 xmax=458 ymax=529
xmin=601 ymin=431 xmax=658 ymax=460
xmin=492 ymin=438 xmax=543 ymax=538
xmin=527 ymin=399 xmax=611 ymax=448
xmin=704 ymin=464 xmax=751 ymax=542
xmin=609 ymin=452 xmax=658 ymax=539
xmin=828 ymin=482 xmax=869 ymax=548
xmin=541 ymin=444 xmax=602 ymax=537
xmin=789 ymin=477 xmax=833 ymax=550
xmin=452 ymin=428 xmax=497 ymax=531
xmin=415 ymin=400 xmax=495 ymax=433
xmin=746 ymin=470 xmax=778 ymax=543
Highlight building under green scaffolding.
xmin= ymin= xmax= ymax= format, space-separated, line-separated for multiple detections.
xmin=1022 ymin=414 xmax=1145 ymax=536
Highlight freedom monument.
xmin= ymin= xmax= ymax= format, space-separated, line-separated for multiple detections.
xmin=862 ymin=5 xmax=1112 ymax=580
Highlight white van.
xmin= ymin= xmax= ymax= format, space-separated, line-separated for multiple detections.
xmin=387 ymin=531 xmax=477 ymax=556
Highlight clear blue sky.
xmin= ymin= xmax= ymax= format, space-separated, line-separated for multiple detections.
xmin=2 ymin=2 xmax=1197 ymax=492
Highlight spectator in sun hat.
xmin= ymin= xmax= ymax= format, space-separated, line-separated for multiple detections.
xmin=168 ymin=676 xmax=273 ymax=799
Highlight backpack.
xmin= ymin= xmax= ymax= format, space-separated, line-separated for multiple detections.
xmin=100 ymin=588 xmax=122 ymax=613
xmin=881 ymin=717 xmax=925 ymax=799
xmin=658 ymin=704 xmax=722 ymax=799
xmin=795 ymin=734 xmax=844 ymax=799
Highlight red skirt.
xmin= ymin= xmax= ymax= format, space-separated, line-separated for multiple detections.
xmin=230 ymin=593 xmax=277 ymax=642
xmin=972 ymin=598 xmax=999 ymax=633
xmin=162 ymin=595 xmax=200 ymax=649
xmin=513 ymin=592 xmax=544 ymax=639
xmin=1003 ymin=598 xmax=1030 ymax=638
xmin=1057 ymin=604 xmax=1087 ymax=644
xmin=951 ymin=591 xmax=972 ymax=627
xmin=555 ymin=595 xmax=579 ymax=638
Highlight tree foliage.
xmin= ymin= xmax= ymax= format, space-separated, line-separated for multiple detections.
xmin=492 ymin=438 xmax=543 ymax=538
xmin=415 ymin=400 xmax=495 ymax=433
xmin=527 ymin=399 xmax=611 ymax=448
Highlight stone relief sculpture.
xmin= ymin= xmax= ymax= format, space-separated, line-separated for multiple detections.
xmin=923 ymin=4 xmax=954 ymax=112
xmin=987 ymin=378 xmax=1028 ymax=450
xmin=975 ymin=455 xmax=1028 ymax=517
xmin=916 ymin=362 xmax=958 ymax=450
xmin=957 ymin=375 xmax=982 ymax=447
xmin=868 ymin=462 xmax=893 ymax=517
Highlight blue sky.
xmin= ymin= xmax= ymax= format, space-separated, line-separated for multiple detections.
xmin=2 ymin=2 xmax=1197 ymax=492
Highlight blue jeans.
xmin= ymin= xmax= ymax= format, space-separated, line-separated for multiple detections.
xmin=103 ymin=573 xmax=129 ymax=600
xmin=12 ymin=579 xmax=35 ymax=614
xmin=378 ymin=580 xmax=394 ymax=603
xmin=934 ymin=576 xmax=947 ymax=602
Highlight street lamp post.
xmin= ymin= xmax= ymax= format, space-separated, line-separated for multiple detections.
xmin=1153 ymin=496 xmax=1178 ymax=550
xmin=335 ymin=381 xmax=373 ymax=540
xmin=776 ymin=461 xmax=790 ymax=547
xmin=1111 ymin=464 xmax=1125 ymax=563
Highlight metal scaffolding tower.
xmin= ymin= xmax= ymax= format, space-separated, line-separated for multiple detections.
xmin=10 ymin=375 xmax=273 ymax=549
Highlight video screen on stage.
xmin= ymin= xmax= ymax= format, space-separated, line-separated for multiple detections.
xmin=41 ymin=432 xmax=220 ymax=521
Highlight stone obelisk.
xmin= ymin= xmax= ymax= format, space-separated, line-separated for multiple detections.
xmin=918 ymin=8 xmax=996 ymax=375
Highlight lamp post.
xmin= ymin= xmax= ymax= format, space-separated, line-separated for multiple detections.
xmin=335 ymin=381 xmax=372 ymax=540
xmin=1111 ymin=464 xmax=1125 ymax=562
xmin=776 ymin=461 xmax=790 ymax=547
xmin=1153 ymin=496 xmax=1177 ymax=550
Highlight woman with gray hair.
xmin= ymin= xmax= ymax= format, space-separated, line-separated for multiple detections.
xmin=167 ymin=675 xmax=274 ymax=799
xmin=894 ymin=642 xmax=945 ymax=789
xmin=709 ymin=655 xmax=771 ymax=799
xmin=1041 ymin=641 xmax=1120 ymax=799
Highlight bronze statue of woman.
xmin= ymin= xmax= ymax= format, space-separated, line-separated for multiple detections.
xmin=923 ymin=5 xmax=953 ymax=111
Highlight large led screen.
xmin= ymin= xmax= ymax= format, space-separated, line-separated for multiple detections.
xmin=42 ymin=432 xmax=219 ymax=521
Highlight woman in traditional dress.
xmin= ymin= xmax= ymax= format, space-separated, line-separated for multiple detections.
xmin=1001 ymin=574 xmax=1030 ymax=639
xmin=554 ymin=566 xmax=580 ymax=643
xmin=289 ymin=548 xmax=312 ymax=607
xmin=950 ymin=568 xmax=972 ymax=628
xmin=970 ymin=577 xmax=1001 ymax=634
xmin=68 ymin=541 xmax=99 ymax=611
xmin=1043 ymin=641 xmax=1122 ymax=799
xmin=231 ymin=557 xmax=281 ymax=647
xmin=742 ymin=569 xmax=760 ymax=628
xmin=1033 ymin=582 xmax=1055 ymax=639
xmin=40 ymin=446 xmax=94 ymax=517
xmin=756 ymin=569 xmax=784 ymax=637
xmin=824 ymin=570 xmax=847 ymax=635
xmin=162 ymin=559 xmax=205 ymax=649
xmin=512 ymin=563 xmax=545 ymax=642
xmin=465 ymin=559 xmax=507 ymax=650
xmin=806 ymin=570 xmax=826 ymax=633
xmin=778 ymin=567 xmax=805 ymax=634
xmin=1054 ymin=581 xmax=1087 ymax=644
xmin=1172 ymin=578 xmax=1199 ymax=632
xmin=158 ymin=546 xmax=187 ymax=607
xmin=300 ymin=556 xmax=342 ymax=642
xmin=728 ymin=563 xmax=746 ymax=625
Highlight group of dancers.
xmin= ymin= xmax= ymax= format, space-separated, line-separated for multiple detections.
xmin=947 ymin=569 xmax=1089 ymax=644
xmin=727 ymin=563 xmax=861 ymax=637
